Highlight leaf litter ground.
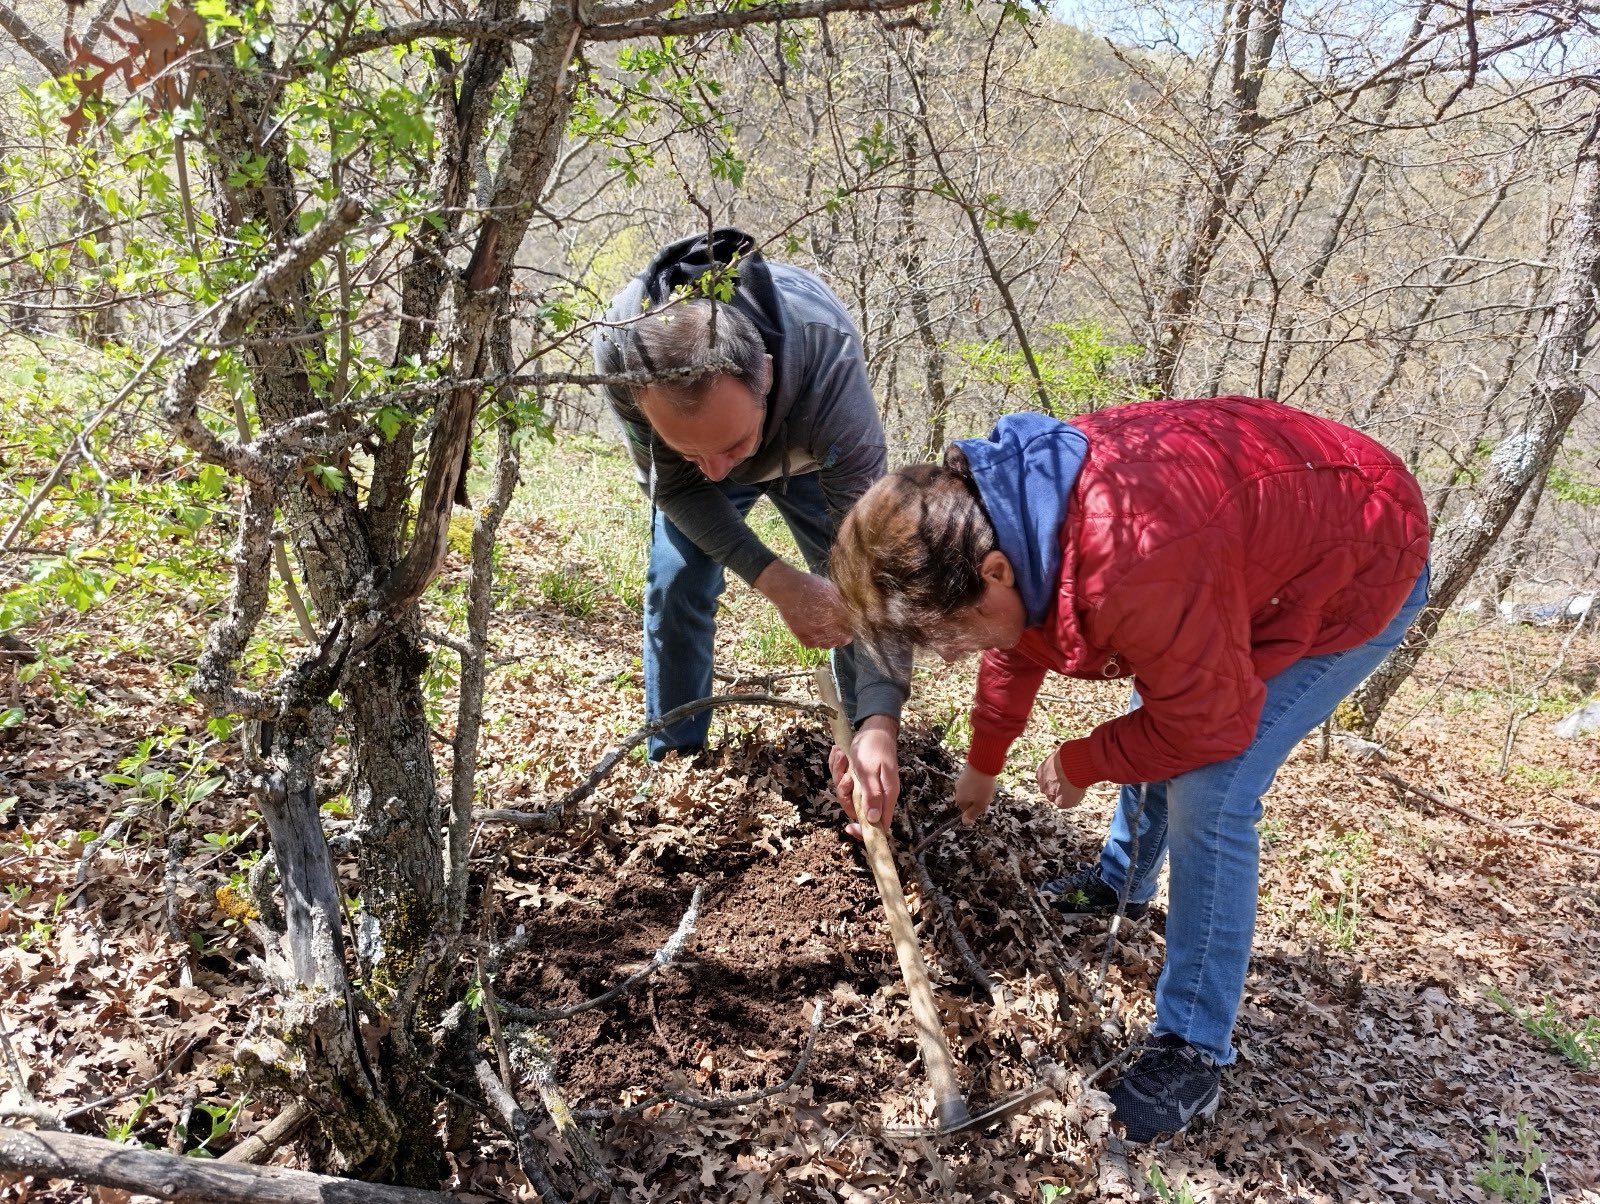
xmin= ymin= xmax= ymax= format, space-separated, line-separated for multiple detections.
xmin=4 ymin=507 xmax=1600 ymax=1202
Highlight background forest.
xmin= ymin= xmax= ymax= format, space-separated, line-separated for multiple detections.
xmin=0 ymin=0 xmax=1598 ymax=1201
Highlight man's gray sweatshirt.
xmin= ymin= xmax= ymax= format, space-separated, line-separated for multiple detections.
xmin=593 ymin=258 xmax=907 ymax=723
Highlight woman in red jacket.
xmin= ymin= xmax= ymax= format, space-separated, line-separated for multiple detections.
xmin=830 ymin=397 xmax=1429 ymax=1143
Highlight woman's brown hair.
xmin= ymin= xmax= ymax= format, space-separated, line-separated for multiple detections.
xmin=831 ymin=446 xmax=997 ymax=662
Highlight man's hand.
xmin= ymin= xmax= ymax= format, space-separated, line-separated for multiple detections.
xmin=828 ymin=715 xmax=900 ymax=837
xmin=953 ymin=765 xmax=998 ymax=826
xmin=753 ymin=560 xmax=852 ymax=649
xmin=1037 ymin=749 xmax=1089 ymax=809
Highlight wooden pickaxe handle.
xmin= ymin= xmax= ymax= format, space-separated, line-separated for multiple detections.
xmin=814 ymin=667 xmax=971 ymax=1131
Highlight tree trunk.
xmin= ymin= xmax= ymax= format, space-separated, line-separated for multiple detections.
xmin=1493 ymin=468 xmax=1549 ymax=605
xmin=1260 ymin=3 xmax=1430 ymax=400
xmin=200 ymin=4 xmax=585 ymax=1178
xmin=1353 ymin=106 xmax=1600 ymax=733
xmin=896 ymin=128 xmax=952 ymax=459
xmin=1143 ymin=0 xmax=1284 ymax=397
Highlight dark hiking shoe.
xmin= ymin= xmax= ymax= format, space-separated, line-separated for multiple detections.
xmin=1041 ymin=862 xmax=1148 ymax=920
xmin=1108 ymin=1034 xmax=1222 ymax=1144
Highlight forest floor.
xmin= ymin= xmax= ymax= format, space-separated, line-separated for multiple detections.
xmin=3 ymin=432 xmax=1600 ymax=1203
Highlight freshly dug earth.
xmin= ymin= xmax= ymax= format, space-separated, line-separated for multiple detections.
xmin=477 ymin=721 xmax=1120 ymax=1201
xmin=494 ymin=728 xmax=1066 ymax=1115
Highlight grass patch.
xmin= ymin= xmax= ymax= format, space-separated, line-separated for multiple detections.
xmin=538 ymin=567 xmax=602 ymax=618
xmin=1474 ymin=1113 xmax=1547 ymax=1203
xmin=1487 ymin=988 xmax=1600 ymax=1070
xmin=738 ymin=610 xmax=828 ymax=669
xmin=1506 ymin=763 xmax=1573 ymax=789
xmin=1301 ymin=830 xmax=1372 ymax=950
xmin=1146 ymin=1164 xmax=1199 ymax=1204
xmin=512 ymin=432 xmax=816 ymax=622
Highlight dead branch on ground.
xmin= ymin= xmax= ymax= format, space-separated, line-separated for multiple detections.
xmin=1377 ymin=771 xmax=1600 ymax=858
xmin=0 ymin=1126 xmax=455 ymax=1203
xmin=217 ymin=1099 xmax=312 ymax=1165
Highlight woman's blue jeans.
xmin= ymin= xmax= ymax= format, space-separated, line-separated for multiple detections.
xmin=1097 ymin=568 xmax=1430 ymax=1064
xmin=644 ymin=471 xmax=860 ymax=759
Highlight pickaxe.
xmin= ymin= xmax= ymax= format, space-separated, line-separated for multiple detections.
xmin=814 ymin=667 xmax=1052 ymax=1138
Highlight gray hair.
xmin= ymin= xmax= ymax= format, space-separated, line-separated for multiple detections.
xmin=615 ymin=298 xmax=766 ymax=413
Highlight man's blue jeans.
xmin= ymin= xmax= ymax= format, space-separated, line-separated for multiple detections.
xmin=644 ymin=471 xmax=860 ymax=759
xmin=1096 ymin=567 xmax=1430 ymax=1064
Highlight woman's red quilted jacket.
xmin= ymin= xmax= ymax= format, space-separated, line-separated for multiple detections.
xmin=966 ymin=397 xmax=1430 ymax=786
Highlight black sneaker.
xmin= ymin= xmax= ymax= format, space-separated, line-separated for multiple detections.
xmin=1108 ymin=1034 xmax=1221 ymax=1143
xmin=1041 ymin=862 xmax=1148 ymax=920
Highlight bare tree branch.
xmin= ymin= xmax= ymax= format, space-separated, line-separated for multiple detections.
xmin=161 ymin=197 xmax=364 ymax=484
xmin=300 ymin=0 xmax=926 ymax=65
xmin=1377 ymin=771 xmax=1600 ymax=858
xmin=587 ymin=0 xmax=927 ymax=41
xmin=0 ymin=4 xmax=68 ymax=75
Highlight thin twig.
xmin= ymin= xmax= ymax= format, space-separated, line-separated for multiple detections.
xmin=1377 ymin=771 xmax=1600 ymax=858
xmin=910 ymin=812 xmax=962 ymax=856
xmin=1008 ymin=850 xmax=1081 ymax=1023
xmin=60 ymin=1036 xmax=207 ymax=1123
xmin=497 ymin=886 xmax=703 ymax=1023
xmin=1086 ymin=1046 xmax=1137 ymax=1089
xmin=1499 ymin=601 xmax=1595 ymax=778
xmin=0 ymin=1011 xmax=61 ymax=1130
xmin=75 ymin=804 xmax=152 ymax=911
xmin=168 ymin=1085 xmax=199 ymax=1154
xmin=164 ymin=827 xmax=195 ymax=988
xmin=478 ymin=960 xmax=515 ymax=1089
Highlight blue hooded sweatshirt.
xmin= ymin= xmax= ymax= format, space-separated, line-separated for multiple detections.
xmin=951 ymin=414 xmax=1089 ymax=628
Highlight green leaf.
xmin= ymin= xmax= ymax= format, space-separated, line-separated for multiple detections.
xmin=374 ymin=406 xmax=408 ymax=440
xmin=308 ymin=463 xmax=347 ymax=492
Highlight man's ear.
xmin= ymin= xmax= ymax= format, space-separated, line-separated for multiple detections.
xmin=979 ymin=550 xmax=1015 ymax=589
xmin=756 ymin=353 xmax=774 ymax=398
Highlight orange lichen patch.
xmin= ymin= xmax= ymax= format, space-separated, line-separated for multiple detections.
xmin=214 ymin=883 xmax=258 ymax=923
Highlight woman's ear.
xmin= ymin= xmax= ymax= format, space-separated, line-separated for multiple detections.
xmin=979 ymin=550 xmax=1015 ymax=589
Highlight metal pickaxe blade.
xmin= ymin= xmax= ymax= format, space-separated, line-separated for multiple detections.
xmin=881 ymin=1082 xmax=1056 ymax=1139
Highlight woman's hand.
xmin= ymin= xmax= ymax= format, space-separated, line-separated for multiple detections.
xmin=953 ymin=765 xmax=998 ymax=826
xmin=829 ymin=715 xmax=900 ymax=837
xmin=1036 ymin=749 xmax=1088 ymax=809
